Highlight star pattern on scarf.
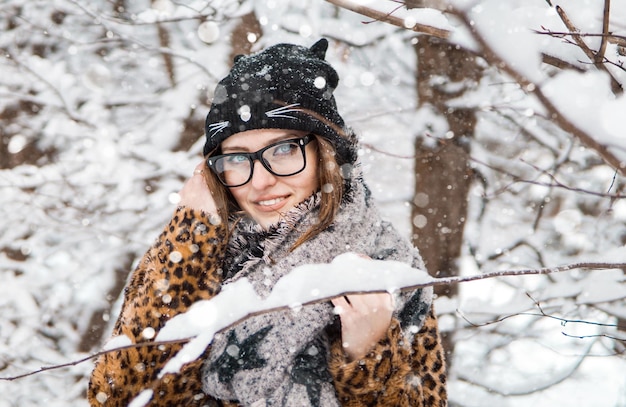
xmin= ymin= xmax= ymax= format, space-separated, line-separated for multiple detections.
xmin=290 ymin=338 xmax=332 ymax=407
xmin=208 ymin=325 xmax=273 ymax=383
xmin=399 ymin=289 xmax=429 ymax=330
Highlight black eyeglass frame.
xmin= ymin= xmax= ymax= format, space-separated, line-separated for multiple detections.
xmin=206 ymin=134 xmax=314 ymax=187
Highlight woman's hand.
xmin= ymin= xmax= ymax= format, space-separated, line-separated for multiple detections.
xmin=178 ymin=162 xmax=218 ymax=215
xmin=331 ymin=291 xmax=394 ymax=361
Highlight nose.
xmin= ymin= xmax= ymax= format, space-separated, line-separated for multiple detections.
xmin=249 ymin=160 xmax=277 ymax=189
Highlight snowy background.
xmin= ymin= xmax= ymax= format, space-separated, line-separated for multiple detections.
xmin=1 ymin=0 xmax=625 ymax=406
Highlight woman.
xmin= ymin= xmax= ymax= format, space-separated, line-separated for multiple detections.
xmin=88 ymin=39 xmax=447 ymax=406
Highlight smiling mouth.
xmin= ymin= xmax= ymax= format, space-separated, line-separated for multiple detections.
xmin=257 ymin=196 xmax=287 ymax=207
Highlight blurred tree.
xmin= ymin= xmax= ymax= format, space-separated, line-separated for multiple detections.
xmin=411 ymin=30 xmax=482 ymax=365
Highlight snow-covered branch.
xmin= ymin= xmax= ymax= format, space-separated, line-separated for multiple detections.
xmin=2 ymin=253 xmax=624 ymax=381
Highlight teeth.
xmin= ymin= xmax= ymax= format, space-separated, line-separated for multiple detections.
xmin=258 ymin=197 xmax=285 ymax=206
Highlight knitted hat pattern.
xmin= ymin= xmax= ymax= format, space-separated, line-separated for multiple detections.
xmin=203 ymin=39 xmax=357 ymax=165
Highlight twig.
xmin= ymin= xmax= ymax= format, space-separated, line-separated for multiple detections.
xmin=541 ymin=53 xmax=586 ymax=72
xmin=0 ymin=338 xmax=192 ymax=381
xmin=360 ymin=3 xmax=404 ymax=26
xmin=556 ymin=6 xmax=597 ymax=63
xmin=324 ymin=0 xmax=450 ymax=39
xmin=458 ymin=293 xmax=620 ymax=329
xmin=360 ymin=142 xmax=415 ymax=159
xmin=526 ymin=293 xmax=620 ymax=329
xmin=608 ymin=169 xmax=618 ymax=193
xmin=555 ymin=5 xmax=622 ymax=94
xmin=533 ymin=29 xmax=626 ymax=47
xmin=469 ymin=155 xmax=625 ymax=200
xmin=520 ymin=158 xmax=625 ymax=199
xmin=562 ymin=332 xmax=626 ymax=342
xmin=458 ymin=294 xmax=618 ymax=396
xmin=596 ymin=0 xmax=611 ymax=64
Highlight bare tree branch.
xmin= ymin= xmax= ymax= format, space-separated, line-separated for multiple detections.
xmin=460 ymin=293 xmax=622 ymax=330
xmin=555 ymin=5 xmax=622 ymax=94
xmin=556 ymin=6 xmax=598 ymax=63
xmin=324 ymin=0 xmax=450 ymax=39
xmin=364 ymin=138 xmax=624 ymax=200
xmin=0 ymin=338 xmax=190 ymax=381
xmin=541 ymin=53 xmax=586 ymax=72
xmin=562 ymin=332 xmax=626 ymax=342
xmin=596 ymin=0 xmax=612 ymax=64
xmin=533 ymin=30 xmax=626 ymax=47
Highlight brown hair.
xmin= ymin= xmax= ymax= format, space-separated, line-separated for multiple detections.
xmin=202 ymin=135 xmax=344 ymax=250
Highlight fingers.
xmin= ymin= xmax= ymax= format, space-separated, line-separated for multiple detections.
xmin=178 ymin=161 xmax=218 ymax=215
xmin=330 ymin=296 xmax=350 ymax=314
xmin=343 ymin=292 xmax=393 ymax=313
xmin=331 ymin=292 xmax=394 ymax=321
xmin=332 ymin=292 xmax=393 ymax=309
xmin=333 ymin=292 xmax=394 ymax=361
xmin=193 ymin=162 xmax=205 ymax=176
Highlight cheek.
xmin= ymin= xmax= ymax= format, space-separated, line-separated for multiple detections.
xmin=228 ymin=186 xmax=247 ymax=208
xmin=310 ymin=172 xmax=320 ymax=192
xmin=303 ymin=161 xmax=320 ymax=192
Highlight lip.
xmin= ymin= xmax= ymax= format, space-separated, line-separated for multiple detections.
xmin=253 ymin=195 xmax=290 ymax=212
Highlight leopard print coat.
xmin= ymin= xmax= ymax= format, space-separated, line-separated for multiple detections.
xmin=88 ymin=207 xmax=447 ymax=406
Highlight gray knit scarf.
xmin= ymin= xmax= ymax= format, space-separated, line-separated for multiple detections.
xmin=202 ymin=171 xmax=432 ymax=407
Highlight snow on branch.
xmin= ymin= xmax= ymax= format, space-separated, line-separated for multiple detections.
xmin=1 ymin=253 xmax=624 ymax=382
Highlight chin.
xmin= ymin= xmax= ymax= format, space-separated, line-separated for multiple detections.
xmin=254 ymin=214 xmax=280 ymax=230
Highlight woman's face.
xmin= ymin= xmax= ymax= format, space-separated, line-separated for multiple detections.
xmin=220 ymin=129 xmax=319 ymax=229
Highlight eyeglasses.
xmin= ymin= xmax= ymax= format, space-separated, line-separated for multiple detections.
xmin=207 ymin=134 xmax=314 ymax=187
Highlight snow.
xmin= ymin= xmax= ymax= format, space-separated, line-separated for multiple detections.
xmin=468 ymin=1 xmax=546 ymax=83
xmin=1 ymin=0 xmax=625 ymax=406
xmin=102 ymin=335 xmax=132 ymax=352
xmin=156 ymin=253 xmax=431 ymax=375
xmin=127 ymin=390 xmax=153 ymax=407
xmin=542 ymin=70 xmax=621 ymax=147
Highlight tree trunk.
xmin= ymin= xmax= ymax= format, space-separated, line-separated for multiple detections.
xmin=229 ymin=12 xmax=263 ymax=62
xmin=412 ymin=35 xmax=480 ymax=367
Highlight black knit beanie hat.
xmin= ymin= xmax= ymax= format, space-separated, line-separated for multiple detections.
xmin=203 ymin=38 xmax=357 ymax=165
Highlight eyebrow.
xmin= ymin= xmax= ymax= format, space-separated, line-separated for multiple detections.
xmin=221 ymin=133 xmax=303 ymax=153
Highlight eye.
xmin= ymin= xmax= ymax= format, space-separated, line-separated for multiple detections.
xmin=224 ymin=154 xmax=248 ymax=165
xmin=271 ymin=142 xmax=298 ymax=157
